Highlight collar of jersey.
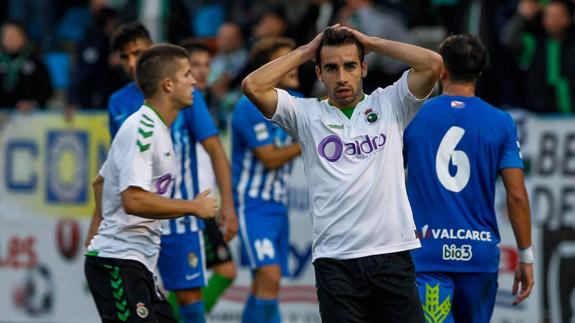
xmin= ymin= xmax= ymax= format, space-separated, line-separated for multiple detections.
xmin=143 ymin=102 xmax=168 ymax=127
xmin=328 ymin=94 xmax=366 ymax=120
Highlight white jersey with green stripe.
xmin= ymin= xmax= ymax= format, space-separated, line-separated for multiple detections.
xmin=88 ymin=104 xmax=177 ymax=273
xmin=272 ymin=71 xmax=425 ymax=261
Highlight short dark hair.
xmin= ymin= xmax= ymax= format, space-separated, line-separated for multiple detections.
xmin=179 ymin=39 xmax=212 ymax=56
xmin=111 ymin=21 xmax=152 ymax=52
xmin=136 ymin=44 xmax=189 ymax=98
xmin=438 ymin=34 xmax=487 ymax=83
xmin=251 ymin=36 xmax=296 ymax=69
xmin=1 ymin=20 xmax=27 ymax=39
xmin=547 ymin=0 xmax=574 ymax=19
xmin=316 ymin=27 xmax=364 ymax=67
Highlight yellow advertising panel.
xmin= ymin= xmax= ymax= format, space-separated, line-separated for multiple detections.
xmin=0 ymin=112 xmax=109 ymax=218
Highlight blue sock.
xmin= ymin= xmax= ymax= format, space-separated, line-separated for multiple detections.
xmin=179 ymin=301 xmax=205 ymax=323
xmin=242 ymin=294 xmax=280 ymax=323
xmin=241 ymin=294 xmax=256 ymax=323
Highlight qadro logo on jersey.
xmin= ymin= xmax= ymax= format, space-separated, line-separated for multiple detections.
xmin=318 ymin=133 xmax=387 ymax=162
xmin=154 ymin=173 xmax=174 ymax=195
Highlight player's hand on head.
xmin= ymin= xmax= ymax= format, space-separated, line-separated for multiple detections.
xmin=338 ymin=26 xmax=373 ymax=54
xmin=219 ymin=203 xmax=238 ymax=241
xmin=193 ymin=189 xmax=218 ymax=219
xmin=512 ymin=262 xmax=534 ymax=305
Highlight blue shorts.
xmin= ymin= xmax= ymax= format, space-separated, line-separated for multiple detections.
xmin=238 ymin=207 xmax=289 ymax=276
xmin=158 ymin=231 xmax=206 ymax=291
xmin=416 ymin=271 xmax=498 ymax=323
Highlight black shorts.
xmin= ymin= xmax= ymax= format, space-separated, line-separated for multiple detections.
xmin=84 ymin=256 xmax=177 ymax=323
xmin=203 ymin=218 xmax=232 ymax=268
xmin=314 ymin=251 xmax=424 ymax=323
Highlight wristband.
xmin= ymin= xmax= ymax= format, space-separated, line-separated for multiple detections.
xmin=518 ymin=246 xmax=534 ymax=264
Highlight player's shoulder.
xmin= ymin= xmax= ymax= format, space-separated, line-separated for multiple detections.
xmin=115 ymin=107 xmax=161 ymax=151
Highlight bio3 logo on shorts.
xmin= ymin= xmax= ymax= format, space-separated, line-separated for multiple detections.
xmin=442 ymin=244 xmax=472 ymax=261
xmin=317 ymin=133 xmax=387 ymax=162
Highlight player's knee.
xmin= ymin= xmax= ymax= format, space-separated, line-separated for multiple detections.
xmin=255 ymin=266 xmax=281 ymax=293
xmin=216 ymin=261 xmax=237 ymax=280
xmin=174 ymin=288 xmax=202 ymax=305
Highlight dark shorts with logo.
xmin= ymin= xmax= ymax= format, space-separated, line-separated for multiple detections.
xmin=314 ymin=251 xmax=425 ymax=323
xmin=203 ymin=218 xmax=232 ymax=268
xmin=85 ymin=256 xmax=177 ymax=323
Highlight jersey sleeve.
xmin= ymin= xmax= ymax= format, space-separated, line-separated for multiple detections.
xmin=184 ymin=90 xmax=219 ymax=142
xmin=115 ymin=124 xmax=154 ymax=193
xmin=270 ymin=88 xmax=305 ymax=141
xmin=498 ymin=113 xmax=524 ymax=170
xmin=233 ymin=99 xmax=275 ymax=149
xmin=383 ymin=70 xmax=431 ymax=128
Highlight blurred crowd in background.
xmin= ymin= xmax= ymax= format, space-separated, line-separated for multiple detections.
xmin=1 ymin=0 xmax=574 ymax=131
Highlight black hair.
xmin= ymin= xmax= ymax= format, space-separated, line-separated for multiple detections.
xmin=316 ymin=26 xmax=364 ymax=67
xmin=438 ymin=34 xmax=487 ymax=83
xmin=136 ymin=44 xmax=189 ymax=98
xmin=111 ymin=21 xmax=152 ymax=52
xmin=179 ymin=39 xmax=212 ymax=56
xmin=251 ymin=36 xmax=296 ymax=69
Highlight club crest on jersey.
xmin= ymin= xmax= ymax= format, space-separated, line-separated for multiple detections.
xmin=188 ymin=252 xmax=198 ymax=268
xmin=364 ymin=108 xmax=379 ymax=124
xmin=136 ymin=302 xmax=149 ymax=318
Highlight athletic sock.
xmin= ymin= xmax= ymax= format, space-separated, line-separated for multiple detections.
xmin=202 ymin=273 xmax=233 ymax=313
xmin=242 ymin=294 xmax=280 ymax=323
xmin=179 ymin=301 xmax=205 ymax=323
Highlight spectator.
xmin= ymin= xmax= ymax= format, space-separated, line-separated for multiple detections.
xmin=68 ymin=7 xmax=125 ymax=111
xmin=502 ymin=0 xmax=575 ymax=114
xmin=121 ymin=0 xmax=192 ymax=43
xmin=337 ymin=0 xmax=413 ymax=91
xmin=252 ymin=6 xmax=291 ymax=40
xmin=0 ymin=21 xmax=53 ymax=111
xmin=207 ymin=22 xmax=249 ymax=122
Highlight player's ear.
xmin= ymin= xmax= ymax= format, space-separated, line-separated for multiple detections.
xmin=361 ymin=61 xmax=368 ymax=78
xmin=315 ymin=65 xmax=323 ymax=82
xmin=162 ymin=77 xmax=173 ymax=93
xmin=440 ymin=68 xmax=448 ymax=81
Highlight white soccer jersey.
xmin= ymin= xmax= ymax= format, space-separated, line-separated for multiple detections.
xmin=272 ymin=71 xmax=425 ymax=261
xmin=88 ymin=104 xmax=177 ymax=272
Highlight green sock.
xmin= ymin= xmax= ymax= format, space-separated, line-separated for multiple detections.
xmin=202 ymin=273 xmax=233 ymax=313
xmin=167 ymin=291 xmax=182 ymax=323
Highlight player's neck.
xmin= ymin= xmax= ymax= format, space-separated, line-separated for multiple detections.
xmin=442 ymin=82 xmax=475 ymax=97
xmin=144 ymin=97 xmax=178 ymax=128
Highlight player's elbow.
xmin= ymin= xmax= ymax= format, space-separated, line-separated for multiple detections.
xmin=92 ymin=175 xmax=103 ymax=189
xmin=241 ymin=76 xmax=257 ymax=99
xmin=427 ymin=52 xmax=443 ymax=79
xmin=121 ymin=190 xmax=145 ymax=216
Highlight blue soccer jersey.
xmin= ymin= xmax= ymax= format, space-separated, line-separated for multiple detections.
xmin=232 ymin=93 xmax=299 ymax=272
xmin=107 ymin=82 xmax=218 ymax=233
xmin=404 ymin=95 xmax=523 ymax=273
xmin=231 ymin=94 xmax=297 ymax=213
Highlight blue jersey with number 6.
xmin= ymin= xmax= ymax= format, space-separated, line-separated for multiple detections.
xmin=404 ymin=95 xmax=523 ymax=273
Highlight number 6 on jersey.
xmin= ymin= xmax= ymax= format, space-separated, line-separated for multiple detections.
xmin=435 ymin=126 xmax=470 ymax=192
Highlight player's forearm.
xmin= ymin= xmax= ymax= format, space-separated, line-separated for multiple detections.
xmin=86 ymin=175 xmax=104 ymax=247
xmin=121 ymin=189 xmax=201 ymax=219
xmin=85 ymin=210 xmax=102 ymax=248
xmin=507 ymin=189 xmax=532 ymax=250
xmin=258 ymin=143 xmax=301 ymax=170
xmin=366 ymin=37 xmax=442 ymax=72
xmin=209 ymin=142 xmax=234 ymax=208
xmin=242 ymin=45 xmax=314 ymax=118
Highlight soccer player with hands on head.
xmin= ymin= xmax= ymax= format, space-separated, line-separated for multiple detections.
xmin=242 ymin=24 xmax=442 ymax=322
